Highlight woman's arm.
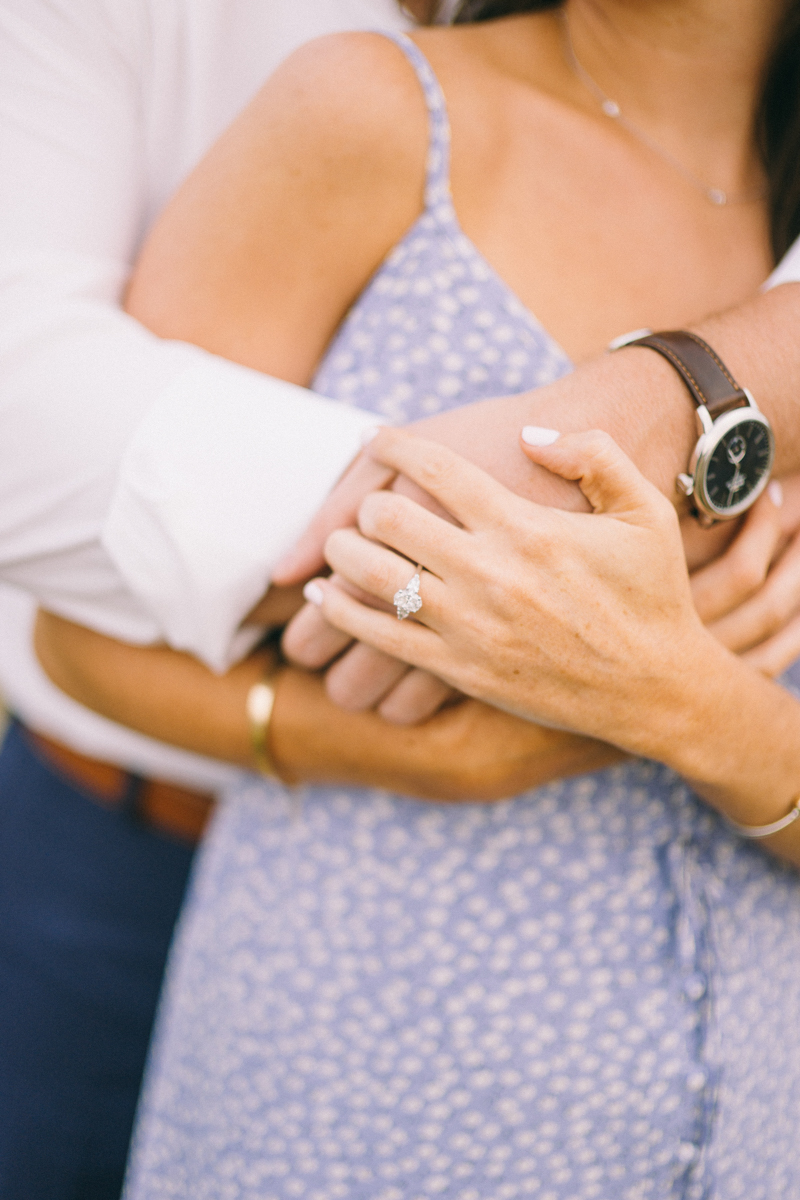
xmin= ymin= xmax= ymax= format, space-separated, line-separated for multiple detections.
xmin=312 ymin=428 xmax=800 ymax=862
xmin=124 ymin=33 xmax=428 ymax=384
xmin=36 ymin=478 xmax=800 ymax=802
xmin=33 ymin=612 xmax=620 ymax=802
xmin=105 ymin=29 xmax=623 ymax=791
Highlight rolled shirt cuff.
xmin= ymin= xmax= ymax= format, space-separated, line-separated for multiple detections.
xmin=102 ymin=357 xmax=383 ymax=672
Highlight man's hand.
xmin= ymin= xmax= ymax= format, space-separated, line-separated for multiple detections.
xmin=274 ymin=343 xmax=703 ymax=588
xmin=245 ymin=582 xmax=307 ymax=627
xmin=691 ymin=474 xmax=800 ymax=678
xmin=272 ymin=447 xmax=398 ymax=585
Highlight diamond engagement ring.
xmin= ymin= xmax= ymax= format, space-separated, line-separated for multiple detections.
xmin=393 ymin=566 xmax=423 ymax=620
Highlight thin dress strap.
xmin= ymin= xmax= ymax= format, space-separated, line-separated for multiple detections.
xmin=376 ymin=32 xmax=453 ymax=212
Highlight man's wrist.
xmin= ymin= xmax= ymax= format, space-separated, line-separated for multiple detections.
xmin=410 ymin=340 xmax=703 ymax=518
xmin=526 ymin=348 xmax=697 ymax=505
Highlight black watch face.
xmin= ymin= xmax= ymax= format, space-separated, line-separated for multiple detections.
xmin=703 ymin=419 xmax=773 ymax=514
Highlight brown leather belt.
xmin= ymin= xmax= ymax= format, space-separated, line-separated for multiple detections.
xmin=28 ymin=729 xmax=215 ymax=845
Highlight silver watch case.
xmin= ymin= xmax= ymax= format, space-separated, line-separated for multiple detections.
xmin=677 ymin=391 xmax=775 ymax=525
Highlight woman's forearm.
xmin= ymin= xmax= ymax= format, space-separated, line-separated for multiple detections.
xmin=272 ymin=666 xmax=622 ymax=799
xmin=34 ymin=612 xmax=267 ymax=768
xmin=646 ymin=638 xmax=800 ymax=853
xmin=34 ymin=611 xmax=621 ymax=802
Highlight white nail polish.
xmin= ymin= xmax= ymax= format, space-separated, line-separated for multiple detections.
xmin=768 ymin=480 xmax=784 ymax=508
xmin=521 ymin=426 xmax=561 ymax=446
xmin=303 ymin=581 xmax=324 ymax=606
xmin=360 ymin=425 xmax=381 ymax=447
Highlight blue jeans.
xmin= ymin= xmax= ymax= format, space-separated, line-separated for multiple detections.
xmin=0 ymin=720 xmax=196 ymax=1199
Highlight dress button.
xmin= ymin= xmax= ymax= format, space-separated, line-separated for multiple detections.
xmin=677 ymin=1141 xmax=699 ymax=1164
xmin=683 ymin=974 xmax=707 ymax=1001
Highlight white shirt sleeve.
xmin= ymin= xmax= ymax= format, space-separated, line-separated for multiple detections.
xmin=102 ymin=363 xmax=381 ymax=671
xmin=764 ymin=234 xmax=800 ymax=289
xmin=0 ymin=0 xmax=381 ymax=671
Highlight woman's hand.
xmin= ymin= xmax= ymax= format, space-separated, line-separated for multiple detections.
xmin=282 ymin=472 xmax=463 ymax=726
xmin=283 ymin=468 xmax=800 ymax=727
xmin=306 ymin=426 xmax=714 ymax=757
xmin=282 ymin=573 xmax=457 ymax=724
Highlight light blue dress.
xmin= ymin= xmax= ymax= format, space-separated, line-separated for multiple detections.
xmin=124 ymin=35 xmax=800 ymax=1200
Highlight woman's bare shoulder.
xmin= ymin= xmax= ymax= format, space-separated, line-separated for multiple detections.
xmin=126 ymin=31 xmax=436 ymax=381
xmin=245 ymin=31 xmax=432 ymax=199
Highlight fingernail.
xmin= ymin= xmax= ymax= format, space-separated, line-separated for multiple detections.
xmin=521 ymin=426 xmax=561 ymax=446
xmin=768 ymin=480 xmax=783 ymax=508
xmin=360 ymin=425 xmax=381 ymax=447
xmin=303 ymin=581 xmax=324 ymax=606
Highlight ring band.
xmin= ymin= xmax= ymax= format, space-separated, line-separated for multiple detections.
xmin=393 ymin=565 xmax=424 ymax=620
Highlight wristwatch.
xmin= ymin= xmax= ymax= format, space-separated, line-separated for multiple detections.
xmin=609 ymin=328 xmax=775 ymax=526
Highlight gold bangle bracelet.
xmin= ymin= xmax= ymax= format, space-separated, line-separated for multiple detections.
xmin=728 ymin=794 xmax=800 ymax=839
xmin=245 ymin=665 xmax=283 ymax=779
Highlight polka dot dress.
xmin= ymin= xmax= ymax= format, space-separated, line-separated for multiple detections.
xmin=123 ymin=35 xmax=800 ymax=1200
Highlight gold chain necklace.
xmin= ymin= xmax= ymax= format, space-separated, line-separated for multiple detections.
xmin=561 ymin=12 xmax=765 ymax=207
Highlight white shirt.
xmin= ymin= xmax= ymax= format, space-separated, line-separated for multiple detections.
xmin=766 ymin=246 xmax=800 ymax=290
xmin=0 ymin=0 xmax=407 ymax=787
xmin=0 ymin=0 xmax=798 ymax=787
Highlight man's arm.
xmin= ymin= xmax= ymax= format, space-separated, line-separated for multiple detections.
xmin=558 ymin=277 xmax=800 ymax=495
xmin=275 ymin=275 xmax=800 ymax=586
xmin=0 ymin=0 xmax=384 ymax=671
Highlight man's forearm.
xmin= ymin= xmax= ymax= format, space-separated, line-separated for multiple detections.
xmin=399 ymin=283 xmax=799 ymax=579
xmin=533 ymin=283 xmax=800 ymax=488
xmin=275 ymin=282 xmax=800 ymax=589
xmin=399 ymin=346 xmax=693 ymax=532
xmin=694 ymin=283 xmax=800 ymax=476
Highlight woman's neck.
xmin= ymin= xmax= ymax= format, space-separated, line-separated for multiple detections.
xmin=562 ymin=0 xmax=784 ymax=196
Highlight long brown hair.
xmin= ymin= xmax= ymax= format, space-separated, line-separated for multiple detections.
xmin=453 ymin=0 xmax=800 ymax=261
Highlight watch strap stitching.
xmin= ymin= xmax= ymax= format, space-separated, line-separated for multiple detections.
xmin=627 ymin=331 xmax=748 ymax=415
xmin=636 ymin=338 xmax=709 ymax=407
xmin=677 ymin=331 xmax=740 ymax=393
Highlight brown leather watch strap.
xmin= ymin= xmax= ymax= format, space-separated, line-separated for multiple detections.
xmin=627 ymin=330 xmax=750 ymax=418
